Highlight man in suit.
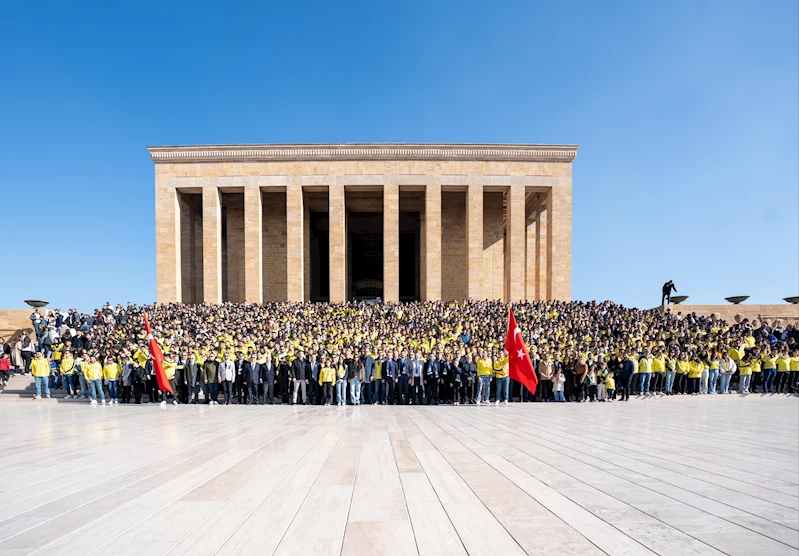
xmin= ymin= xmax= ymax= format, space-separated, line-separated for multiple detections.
xmin=185 ymin=354 xmax=202 ymax=404
xmin=412 ymin=351 xmax=424 ymax=405
xmin=399 ymin=350 xmax=412 ymax=405
xmin=424 ymin=353 xmax=439 ymax=405
xmin=360 ymin=347 xmax=375 ymax=404
xmin=234 ymin=352 xmax=247 ymax=404
xmin=383 ymin=350 xmax=397 ymax=405
xmin=260 ymin=353 xmax=276 ymax=404
xmin=244 ymin=356 xmax=261 ymax=405
xmin=307 ymin=353 xmax=321 ymax=405
xmin=291 ymin=351 xmax=307 ymax=405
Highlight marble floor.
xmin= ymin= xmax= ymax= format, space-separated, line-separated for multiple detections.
xmin=0 ymin=396 xmax=796 ymax=556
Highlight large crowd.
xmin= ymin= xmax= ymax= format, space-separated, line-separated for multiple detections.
xmin=1 ymin=300 xmax=798 ymax=406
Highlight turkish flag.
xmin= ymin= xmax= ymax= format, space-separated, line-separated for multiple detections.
xmin=504 ymin=308 xmax=538 ymax=395
xmin=143 ymin=311 xmax=173 ymax=394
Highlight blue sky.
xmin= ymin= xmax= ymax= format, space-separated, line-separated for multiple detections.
xmin=1 ymin=0 xmax=796 ymax=311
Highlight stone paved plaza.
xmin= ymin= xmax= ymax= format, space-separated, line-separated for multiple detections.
xmin=0 ymin=396 xmax=796 ymax=556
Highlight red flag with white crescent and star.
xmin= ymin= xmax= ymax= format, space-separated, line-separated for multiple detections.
xmin=143 ymin=311 xmax=173 ymax=394
xmin=504 ymin=307 xmax=538 ymax=395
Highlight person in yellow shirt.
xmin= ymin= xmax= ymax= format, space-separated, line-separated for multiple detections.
xmin=687 ymin=355 xmax=703 ymax=395
xmin=476 ymin=350 xmax=493 ymax=405
xmin=102 ymin=356 xmax=121 ymax=404
xmin=494 ymin=350 xmax=510 ymax=406
xmin=59 ymin=350 xmax=77 ymax=399
xmin=606 ymin=371 xmax=616 ymax=401
xmin=790 ymin=349 xmax=799 ymax=394
xmin=760 ymin=347 xmax=778 ymax=394
xmin=737 ymin=353 xmax=753 ymax=394
xmin=774 ymin=348 xmax=791 ymax=394
xmin=651 ymin=349 xmax=666 ymax=395
xmin=83 ymin=355 xmax=106 ymax=405
xmin=31 ymin=351 xmax=51 ymax=399
xmin=162 ymin=358 xmax=178 ymax=405
xmin=749 ymin=346 xmax=763 ymax=394
xmin=318 ymin=357 xmax=335 ymax=405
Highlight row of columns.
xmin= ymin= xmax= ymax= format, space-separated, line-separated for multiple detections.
xmin=183 ymin=184 xmax=568 ymax=304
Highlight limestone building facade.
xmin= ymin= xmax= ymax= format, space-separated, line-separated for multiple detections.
xmin=149 ymin=143 xmax=577 ymax=304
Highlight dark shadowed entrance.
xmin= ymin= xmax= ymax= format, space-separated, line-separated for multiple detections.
xmin=348 ymin=212 xmax=383 ymax=300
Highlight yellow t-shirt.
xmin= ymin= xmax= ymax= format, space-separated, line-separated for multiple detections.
xmin=83 ymin=361 xmax=103 ymax=381
xmin=477 ymin=358 xmax=493 ymax=377
xmin=606 ymin=375 xmax=616 ymax=390
xmin=652 ymin=357 xmax=665 ymax=373
xmin=60 ymin=357 xmax=76 ymax=375
xmin=738 ymin=360 xmax=752 ymax=376
xmin=31 ymin=358 xmax=50 ymax=378
xmin=319 ymin=366 xmax=335 ymax=384
xmin=791 ymin=357 xmax=799 ymax=371
xmin=102 ymin=363 xmax=120 ymax=380
xmin=776 ymin=356 xmax=790 ymax=372
xmin=688 ymin=361 xmax=702 ymax=379
xmin=760 ymin=354 xmax=777 ymax=370
xmin=374 ymin=360 xmax=383 ymax=380
xmin=638 ymin=357 xmax=652 ymax=374
xmin=494 ymin=356 xmax=509 ymax=379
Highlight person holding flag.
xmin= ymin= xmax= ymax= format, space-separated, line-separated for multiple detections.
xmin=504 ymin=307 xmax=538 ymax=404
xmin=143 ymin=311 xmax=173 ymax=401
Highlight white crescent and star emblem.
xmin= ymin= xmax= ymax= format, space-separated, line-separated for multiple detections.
xmin=517 ymin=348 xmax=525 ymax=359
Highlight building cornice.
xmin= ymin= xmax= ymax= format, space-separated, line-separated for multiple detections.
xmin=147 ymin=143 xmax=578 ymax=164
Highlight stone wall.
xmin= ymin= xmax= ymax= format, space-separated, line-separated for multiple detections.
xmin=483 ymin=192 xmax=505 ymax=300
xmin=0 ymin=310 xmax=35 ymax=340
xmin=262 ymin=191 xmax=288 ymax=301
xmin=441 ymin=192 xmax=467 ymax=301
xmin=665 ymin=304 xmax=799 ymax=326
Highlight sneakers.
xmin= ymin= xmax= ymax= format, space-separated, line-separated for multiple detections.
xmin=46 ymin=394 xmax=51 ymax=399
xmin=172 ymin=400 xmax=178 ymax=405
xmin=101 ymin=399 xmax=107 ymax=405
xmin=160 ymin=400 xmax=167 ymax=406
xmin=454 ymin=402 xmax=459 ymax=406
xmin=503 ymin=400 xmax=508 ymax=406
xmin=34 ymin=394 xmax=41 ymax=399
xmin=90 ymin=399 xmax=97 ymax=405
xmin=476 ymin=400 xmax=481 ymax=405
xmin=64 ymin=395 xmax=72 ymax=399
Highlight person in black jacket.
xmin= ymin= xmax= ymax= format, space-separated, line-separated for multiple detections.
xmin=131 ymin=359 xmax=147 ymax=404
xmin=291 ymin=351 xmax=307 ymax=405
xmin=185 ymin=354 xmax=202 ymax=404
xmin=423 ymin=354 xmax=438 ymax=405
xmin=461 ymin=354 xmax=477 ymax=404
xmin=620 ymin=353 xmax=635 ymax=401
xmin=277 ymin=355 xmax=291 ymax=404
xmin=234 ymin=353 xmax=247 ymax=404
xmin=244 ymin=357 xmax=261 ymax=405
xmin=261 ymin=353 xmax=276 ymax=404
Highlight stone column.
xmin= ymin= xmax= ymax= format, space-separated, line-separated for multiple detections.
xmin=286 ymin=183 xmax=304 ymax=302
xmin=155 ymin=185 xmax=181 ymax=303
xmin=383 ymin=182 xmax=399 ymax=302
xmin=329 ymin=183 xmax=347 ymax=303
xmin=243 ymin=187 xmax=263 ymax=303
xmin=202 ymin=185 xmax=222 ymax=304
xmin=507 ymin=185 xmax=526 ymax=301
xmin=526 ymin=208 xmax=537 ymax=301
xmin=547 ymin=183 xmax=572 ymax=300
xmin=466 ymin=183 xmax=483 ymax=299
xmin=535 ymin=195 xmax=548 ymax=301
xmin=424 ymin=182 xmax=441 ymax=301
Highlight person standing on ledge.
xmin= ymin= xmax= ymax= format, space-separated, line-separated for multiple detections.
xmin=661 ymin=280 xmax=677 ymax=305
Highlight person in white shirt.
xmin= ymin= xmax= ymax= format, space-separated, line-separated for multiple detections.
xmin=218 ymin=353 xmax=235 ymax=405
xmin=552 ymin=368 xmax=566 ymax=402
xmin=718 ymin=353 xmax=736 ymax=394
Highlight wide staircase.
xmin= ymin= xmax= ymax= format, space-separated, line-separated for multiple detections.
xmin=0 ymin=374 xmax=84 ymax=403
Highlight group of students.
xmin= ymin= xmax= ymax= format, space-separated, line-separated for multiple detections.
xmin=2 ymin=299 xmax=798 ymax=407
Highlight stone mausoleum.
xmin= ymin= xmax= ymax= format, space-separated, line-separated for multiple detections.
xmin=148 ymin=143 xmax=577 ymax=304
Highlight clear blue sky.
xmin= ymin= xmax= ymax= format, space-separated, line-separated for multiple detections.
xmin=1 ymin=0 xmax=797 ymax=312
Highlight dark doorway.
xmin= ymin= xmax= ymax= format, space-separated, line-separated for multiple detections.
xmin=310 ymin=212 xmax=329 ymax=301
xmin=399 ymin=212 xmax=420 ymax=301
xmin=348 ymin=212 xmax=383 ymax=300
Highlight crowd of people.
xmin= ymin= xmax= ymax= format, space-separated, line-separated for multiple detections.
xmin=1 ymin=300 xmax=798 ymax=406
